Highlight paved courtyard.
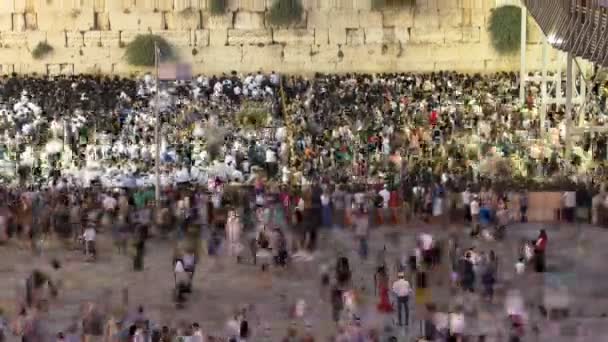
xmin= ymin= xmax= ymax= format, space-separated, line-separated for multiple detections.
xmin=1 ymin=220 xmax=608 ymax=340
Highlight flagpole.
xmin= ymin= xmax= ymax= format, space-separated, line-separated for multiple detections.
xmin=154 ymin=42 xmax=161 ymax=207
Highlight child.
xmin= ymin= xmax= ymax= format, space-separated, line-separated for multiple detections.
xmin=515 ymin=257 xmax=525 ymax=275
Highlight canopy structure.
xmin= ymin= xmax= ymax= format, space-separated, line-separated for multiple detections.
xmin=524 ymin=0 xmax=608 ymax=67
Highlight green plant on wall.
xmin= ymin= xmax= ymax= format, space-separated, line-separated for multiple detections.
xmin=125 ymin=34 xmax=174 ymax=67
xmin=209 ymin=0 xmax=226 ymax=16
xmin=31 ymin=42 xmax=53 ymax=59
xmin=268 ymin=0 xmax=303 ymax=27
xmin=488 ymin=5 xmax=523 ymax=54
xmin=372 ymin=0 xmax=416 ymax=10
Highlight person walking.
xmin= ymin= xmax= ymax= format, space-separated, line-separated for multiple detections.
xmin=534 ymin=229 xmax=548 ymax=272
xmin=391 ymin=272 xmax=411 ymax=326
xmin=354 ymin=206 xmax=369 ymax=260
xmin=226 ymin=209 xmax=242 ymax=262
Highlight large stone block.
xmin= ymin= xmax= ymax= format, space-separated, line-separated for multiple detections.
xmin=0 ymin=14 xmax=13 ymax=31
xmin=77 ymin=47 xmax=112 ymax=65
xmin=307 ymin=10 xmax=330 ymax=29
xmin=165 ymin=9 xmax=202 ymax=30
xmin=328 ymin=10 xmax=360 ymax=29
xmin=470 ymin=8 xmax=486 ymax=27
xmin=26 ymin=31 xmax=46 ymax=49
xmin=119 ymin=31 xmax=139 ymax=45
xmin=197 ymin=45 xmax=243 ymax=72
xmin=364 ymin=28 xmax=397 ymax=44
xmin=227 ymin=29 xmax=272 ymax=45
xmin=37 ymin=8 xmax=96 ymax=31
xmin=66 ymin=31 xmax=84 ymax=48
xmin=95 ymin=12 xmax=111 ymax=30
xmin=358 ymin=11 xmax=382 ymax=28
xmin=328 ymin=28 xmax=346 ymax=45
xmin=83 ymin=31 xmax=102 ymax=47
xmin=154 ymin=30 xmax=192 ymax=46
xmin=353 ymin=0 xmax=372 ymax=10
xmin=194 ymin=29 xmax=210 ymax=46
xmin=345 ymin=28 xmax=364 ymax=46
xmin=108 ymin=10 xmax=164 ymax=31
xmin=283 ymin=44 xmax=312 ymax=64
xmin=397 ymin=43 xmax=433 ymax=61
xmin=46 ymin=31 xmax=67 ymax=48
xmin=12 ymin=13 xmax=25 ymax=32
xmin=242 ymin=44 xmax=283 ymax=70
xmin=273 ymin=29 xmax=314 ymax=45
xmin=239 ymin=0 xmax=267 ymax=12
xmin=409 ymin=27 xmax=445 ymax=44
xmin=311 ymin=45 xmax=340 ymax=67
xmin=382 ymin=9 xmax=414 ymax=28
xmin=209 ymin=29 xmax=228 ymax=46
xmin=444 ymin=28 xmax=462 ymax=43
xmin=462 ymin=26 xmax=480 ymax=43
xmin=234 ymin=11 xmax=265 ymax=30
xmin=439 ymin=9 xmax=463 ymax=28
xmin=394 ymin=27 xmax=410 ymax=43
xmin=202 ymin=12 xmax=234 ymax=29
xmin=99 ymin=31 xmax=120 ymax=47
xmin=314 ymin=28 xmax=329 ymax=45
xmin=0 ymin=1 xmax=15 ymax=13
xmin=24 ymin=12 xmax=37 ymax=30
xmin=0 ymin=32 xmax=27 ymax=48
xmin=413 ymin=9 xmax=439 ymax=29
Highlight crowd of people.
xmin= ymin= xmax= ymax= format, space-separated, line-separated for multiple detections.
xmin=0 ymin=69 xmax=606 ymax=341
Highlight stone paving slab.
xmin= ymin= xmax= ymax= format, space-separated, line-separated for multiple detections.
xmin=1 ymin=222 xmax=608 ymax=340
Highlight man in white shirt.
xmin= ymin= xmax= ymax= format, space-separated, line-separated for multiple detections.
xmin=392 ymin=272 xmax=411 ymax=326
xmin=265 ymin=147 xmax=277 ymax=178
xmin=377 ymin=184 xmax=391 ymax=225
xmin=470 ymin=195 xmax=480 ymax=227
xmin=83 ymin=226 xmax=96 ymax=259
xmin=562 ymin=191 xmax=576 ymax=222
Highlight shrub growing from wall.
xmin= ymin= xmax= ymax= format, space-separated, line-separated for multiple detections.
xmin=488 ymin=5 xmax=522 ymax=54
xmin=32 ymin=42 xmax=53 ymax=59
xmin=268 ymin=0 xmax=303 ymax=27
xmin=209 ymin=0 xmax=227 ymax=16
xmin=125 ymin=34 xmax=174 ymax=67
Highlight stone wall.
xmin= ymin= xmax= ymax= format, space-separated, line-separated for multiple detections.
xmin=0 ymin=0 xmax=564 ymax=75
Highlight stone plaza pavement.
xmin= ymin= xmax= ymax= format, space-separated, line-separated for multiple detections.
xmin=1 ymin=220 xmax=608 ymax=341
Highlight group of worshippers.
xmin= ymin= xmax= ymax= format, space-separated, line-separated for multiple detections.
xmin=0 ymin=71 xmax=607 ymax=193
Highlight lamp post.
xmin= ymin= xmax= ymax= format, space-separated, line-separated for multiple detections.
xmin=154 ymin=42 xmax=161 ymax=207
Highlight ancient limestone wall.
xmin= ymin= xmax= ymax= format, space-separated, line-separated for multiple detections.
xmin=0 ymin=0 xmax=564 ymax=75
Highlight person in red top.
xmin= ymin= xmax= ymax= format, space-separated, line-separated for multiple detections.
xmin=429 ymin=110 xmax=438 ymax=127
xmin=534 ymin=229 xmax=547 ymax=272
xmin=389 ymin=189 xmax=400 ymax=225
